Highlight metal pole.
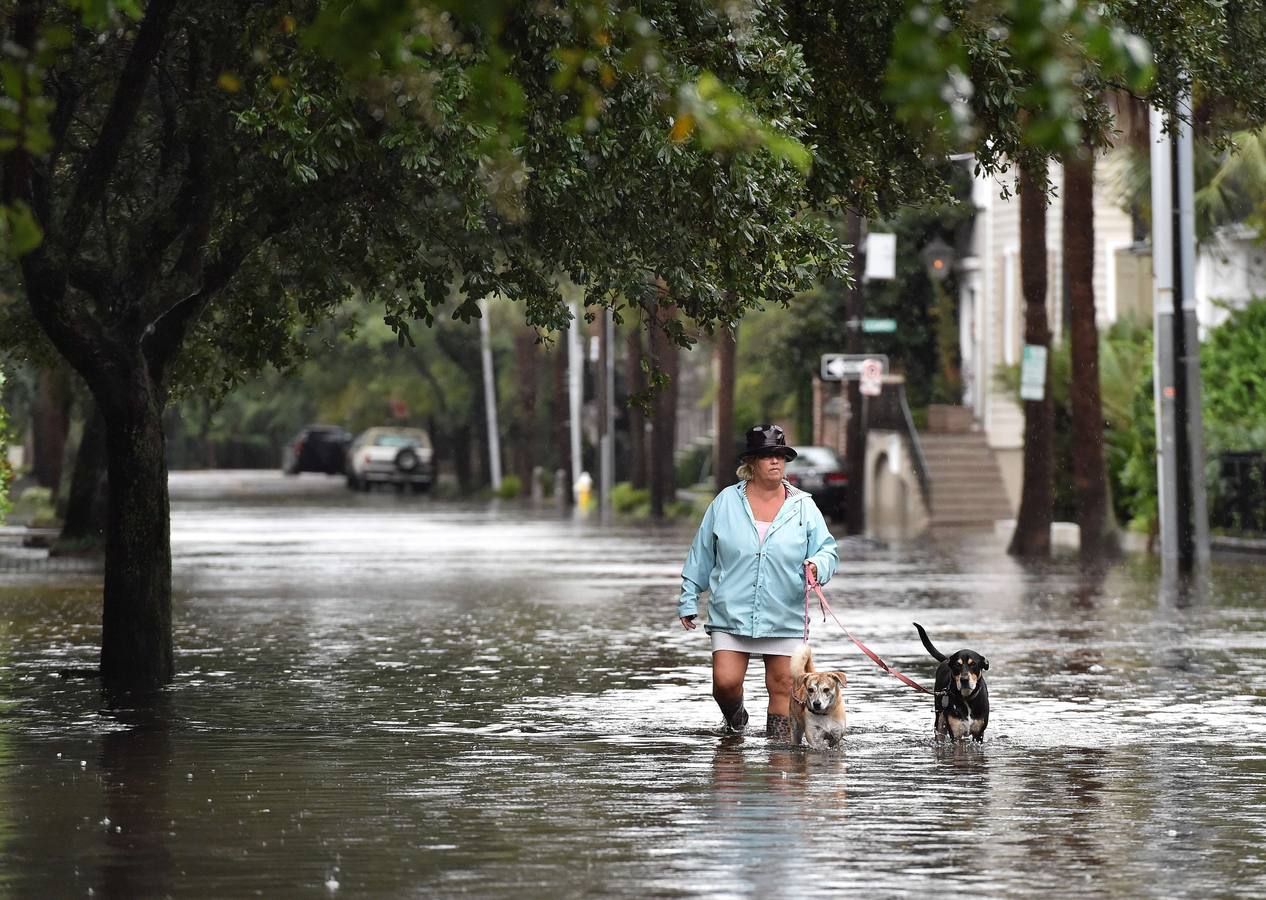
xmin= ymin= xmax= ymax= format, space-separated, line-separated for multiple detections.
xmin=844 ymin=213 xmax=868 ymax=535
xmin=567 ymin=301 xmax=583 ymax=493
xmin=1174 ymin=91 xmax=1210 ymax=569
xmin=478 ymin=298 xmax=502 ymax=491
xmin=1150 ymin=105 xmax=1180 ymax=566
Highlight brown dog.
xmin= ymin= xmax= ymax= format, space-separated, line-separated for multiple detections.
xmin=789 ymin=644 xmax=847 ymax=748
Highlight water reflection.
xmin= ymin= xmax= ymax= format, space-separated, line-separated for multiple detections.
xmin=98 ymin=695 xmax=173 ymax=899
xmin=0 ymin=472 xmax=1264 ymax=894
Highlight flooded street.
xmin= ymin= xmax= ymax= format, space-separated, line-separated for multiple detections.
xmin=2 ymin=470 xmax=1266 ymax=896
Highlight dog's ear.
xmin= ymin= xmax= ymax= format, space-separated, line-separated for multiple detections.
xmin=829 ymin=671 xmax=847 ymax=688
xmin=981 ymin=657 xmax=990 ymax=670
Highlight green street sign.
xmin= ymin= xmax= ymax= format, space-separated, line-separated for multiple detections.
xmin=862 ymin=318 xmax=897 ymax=333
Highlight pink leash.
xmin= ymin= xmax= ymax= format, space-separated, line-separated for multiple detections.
xmin=804 ymin=563 xmax=931 ymax=695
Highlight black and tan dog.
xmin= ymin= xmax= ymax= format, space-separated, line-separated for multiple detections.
xmin=913 ymin=623 xmax=989 ymax=741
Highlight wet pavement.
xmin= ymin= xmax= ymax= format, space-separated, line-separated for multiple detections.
xmin=1 ymin=470 xmax=1265 ymax=896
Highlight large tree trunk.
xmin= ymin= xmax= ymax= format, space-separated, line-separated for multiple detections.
xmin=648 ymin=303 xmax=679 ymax=518
xmin=53 ymin=402 xmax=109 ymax=554
xmin=6 ymin=0 xmax=183 ymax=691
xmin=626 ymin=324 xmax=648 ymax=490
xmin=99 ymin=369 xmax=174 ymax=688
xmin=713 ymin=329 xmax=736 ymax=493
xmin=1008 ymin=163 xmax=1055 ymax=558
xmin=1063 ymin=144 xmax=1121 ymax=560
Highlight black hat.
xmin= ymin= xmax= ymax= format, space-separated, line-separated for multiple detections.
xmin=741 ymin=424 xmax=797 ymax=461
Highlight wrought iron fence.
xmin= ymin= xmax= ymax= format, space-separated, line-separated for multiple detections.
xmin=1211 ymin=451 xmax=1266 ymax=536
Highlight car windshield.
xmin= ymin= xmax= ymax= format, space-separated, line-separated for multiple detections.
xmin=372 ymin=434 xmax=421 ymax=448
xmin=788 ymin=447 xmax=842 ymax=469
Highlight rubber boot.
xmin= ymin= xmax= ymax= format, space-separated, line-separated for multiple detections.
xmin=765 ymin=713 xmax=790 ymax=740
xmin=718 ymin=699 xmax=749 ymax=733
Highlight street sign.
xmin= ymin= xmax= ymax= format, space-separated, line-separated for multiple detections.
xmin=864 ymin=233 xmax=896 ymax=281
xmin=821 ymin=353 xmax=890 ymax=381
xmin=1019 ymin=344 xmax=1047 ymax=401
xmin=862 ymin=318 xmax=897 ymax=333
xmin=859 ymin=358 xmax=884 ymax=397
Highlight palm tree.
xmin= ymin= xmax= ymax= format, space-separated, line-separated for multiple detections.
xmin=1111 ymin=124 xmax=1266 ymax=244
xmin=1064 ymin=140 xmax=1121 ymax=559
xmin=1008 ymin=161 xmax=1056 ymax=558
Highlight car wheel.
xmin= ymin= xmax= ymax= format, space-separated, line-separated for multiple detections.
xmin=346 ymin=474 xmax=359 ymax=490
xmin=358 ymin=478 xmax=372 ymax=492
xmin=410 ymin=482 xmax=430 ymax=495
xmin=394 ymin=448 xmax=419 ymax=474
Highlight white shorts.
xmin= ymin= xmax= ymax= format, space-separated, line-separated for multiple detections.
xmin=710 ymin=631 xmax=803 ymax=657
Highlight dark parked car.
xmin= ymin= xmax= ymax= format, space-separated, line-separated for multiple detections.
xmin=784 ymin=445 xmax=848 ymax=520
xmin=282 ymin=425 xmax=352 ymax=475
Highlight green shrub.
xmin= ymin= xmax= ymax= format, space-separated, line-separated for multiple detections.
xmin=611 ymin=481 xmax=650 ymax=514
xmin=11 ymin=486 xmax=57 ymax=528
xmin=496 ymin=474 xmax=522 ymax=499
xmin=674 ymin=445 xmax=710 ymax=487
xmin=667 ymin=498 xmax=703 ymax=520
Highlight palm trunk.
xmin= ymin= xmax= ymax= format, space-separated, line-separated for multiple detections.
xmin=512 ymin=326 xmax=539 ymax=487
xmin=1063 ymin=144 xmax=1120 ymax=559
xmin=1008 ymin=163 xmax=1055 ymax=558
xmin=713 ymin=329 xmax=736 ymax=493
xmin=626 ymin=324 xmax=648 ymax=489
xmin=648 ymin=303 xmax=679 ymax=518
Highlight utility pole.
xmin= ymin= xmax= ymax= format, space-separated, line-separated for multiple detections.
xmin=843 ymin=211 xmax=867 ymax=535
xmin=567 ymin=301 xmax=584 ymax=495
xmin=478 ymin=298 xmax=502 ymax=492
xmin=1151 ymin=94 xmax=1209 ymax=572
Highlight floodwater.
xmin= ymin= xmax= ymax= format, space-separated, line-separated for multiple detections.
xmin=2 ymin=471 xmax=1266 ymax=897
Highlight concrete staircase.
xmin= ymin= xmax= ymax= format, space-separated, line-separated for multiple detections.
xmin=919 ymin=430 xmax=1015 ymax=530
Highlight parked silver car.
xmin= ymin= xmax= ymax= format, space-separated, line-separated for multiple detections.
xmin=346 ymin=427 xmax=434 ymax=493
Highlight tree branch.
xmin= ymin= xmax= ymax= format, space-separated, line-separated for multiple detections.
xmin=141 ymin=208 xmax=295 ymax=388
xmin=60 ymin=0 xmax=180 ymax=249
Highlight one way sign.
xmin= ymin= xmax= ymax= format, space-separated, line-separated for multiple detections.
xmin=820 ymin=353 xmax=889 ymax=381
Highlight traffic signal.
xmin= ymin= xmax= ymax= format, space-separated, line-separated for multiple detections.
xmin=921 ymin=237 xmax=954 ymax=282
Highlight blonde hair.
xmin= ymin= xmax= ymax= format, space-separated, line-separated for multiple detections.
xmin=736 ymin=460 xmax=756 ymax=481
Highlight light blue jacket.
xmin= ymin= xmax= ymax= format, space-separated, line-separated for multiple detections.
xmin=678 ymin=481 xmax=839 ymax=638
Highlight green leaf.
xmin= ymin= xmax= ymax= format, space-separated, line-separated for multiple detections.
xmin=0 ymin=201 xmax=44 ymax=257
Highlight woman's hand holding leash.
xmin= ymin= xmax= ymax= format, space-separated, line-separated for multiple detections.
xmin=805 ymin=562 xmax=818 ymax=582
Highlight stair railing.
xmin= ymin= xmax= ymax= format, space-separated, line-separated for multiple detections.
xmin=866 ymin=379 xmax=933 ymax=514
xmin=898 ymin=389 xmax=933 ymax=514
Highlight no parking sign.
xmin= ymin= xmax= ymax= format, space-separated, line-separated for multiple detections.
xmin=859 ymin=358 xmax=884 ymax=397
